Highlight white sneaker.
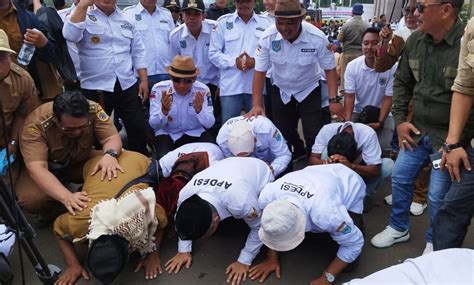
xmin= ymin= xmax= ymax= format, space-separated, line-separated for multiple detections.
xmin=384 ymin=194 xmax=392 ymax=205
xmin=410 ymin=202 xmax=427 ymax=216
xmin=422 ymin=242 xmax=433 ymax=255
xmin=371 ymin=226 xmax=410 ymax=248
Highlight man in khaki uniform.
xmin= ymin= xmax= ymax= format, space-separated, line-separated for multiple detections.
xmin=0 ymin=28 xmax=40 ymax=179
xmin=53 ymin=151 xmax=168 ymax=284
xmin=19 ymin=91 xmax=123 ymax=217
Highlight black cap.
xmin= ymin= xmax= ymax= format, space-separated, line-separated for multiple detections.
xmin=182 ymin=0 xmax=205 ymax=12
xmin=175 ymin=194 xmax=213 ymax=240
xmin=87 ymin=235 xmax=129 ymax=284
xmin=163 ymin=0 xmax=181 ymax=9
xmin=327 ymin=132 xmax=358 ymax=163
xmin=358 ymin=105 xmax=380 ymax=125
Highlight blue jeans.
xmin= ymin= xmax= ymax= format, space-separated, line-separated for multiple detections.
xmin=390 ymin=135 xmax=451 ymax=243
xmin=433 ymin=146 xmax=474 ymax=250
xmin=366 ymin=158 xmax=394 ymax=197
xmin=220 ymin=93 xmax=252 ymax=123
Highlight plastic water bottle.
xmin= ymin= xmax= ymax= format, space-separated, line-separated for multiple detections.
xmin=17 ymin=29 xmax=39 ymax=66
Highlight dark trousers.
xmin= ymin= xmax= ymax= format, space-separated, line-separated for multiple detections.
xmin=154 ymin=130 xmax=215 ymax=160
xmin=271 ymin=85 xmax=323 ymax=154
xmin=264 ymin=77 xmax=274 ymax=121
xmin=82 ymin=80 xmax=148 ymax=155
xmin=207 ymin=83 xmax=221 ymax=139
xmin=433 ymin=147 xmax=474 ymax=250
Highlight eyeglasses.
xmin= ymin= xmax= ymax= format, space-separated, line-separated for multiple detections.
xmin=171 ymin=77 xmax=194 ymax=84
xmin=416 ymin=2 xmax=450 ymax=13
xmin=58 ymin=120 xmax=91 ymax=132
xmin=403 ymin=6 xmax=417 ymax=15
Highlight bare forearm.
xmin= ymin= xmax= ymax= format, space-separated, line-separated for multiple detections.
xmin=344 ymin=93 xmax=355 ymax=121
xmin=325 ymin=69 xmax=338 ymax=99
xmin=100 ymin=134 xmax=122 ymax=155
xmin=308 ymin=154 xmax=324 ymax=165
xmin=351 ymin=164 xmax=380 ymax=177
xmin=57 ymin=237 xmax=81 ymax=267
xmin=324 ymin=256 xmax=348 ymax=279
xmin=252 ymin=71 xmax=266 ymax=108
xmin=446 ymin=92 xmax=474 ymax=144
xmin=137 ymin=68 xmax=148 ymax=83
xmin=26 ymin=162 xmax=71 ymax=203
xmin=379 ymin=96 xmax=392 ymax=123
xmin=70 ymin=3 xmax=88 ymax=23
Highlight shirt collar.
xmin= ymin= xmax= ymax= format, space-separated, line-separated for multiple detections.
xmin=232 ymin=10 xmax=257 ymax=24
xmin=421 ymin=18 xmax=464 ymax=46
xmin=275 ymin=22 xmax=309 ymax=44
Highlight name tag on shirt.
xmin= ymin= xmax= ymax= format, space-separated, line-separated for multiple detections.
xmin=121 ymin=23 xmax=133 ymax=30
xmin=301 ymin=48 xmax=315 ymax=53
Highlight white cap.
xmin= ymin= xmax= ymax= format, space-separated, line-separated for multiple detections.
xmin=227 ymin=120 xmax=255 ymax=156
xmin=258 ymin=200 xmax=306 ymax=252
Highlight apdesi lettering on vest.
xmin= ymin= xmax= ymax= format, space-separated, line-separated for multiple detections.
xmin=280 ymin=182 xmax=314 ymax=199
xmin=193 ymin=178 xmax=232 ymax=189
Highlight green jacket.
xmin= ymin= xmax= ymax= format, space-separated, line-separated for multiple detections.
xmin=393 ymin=19 xmax=474 ymax=149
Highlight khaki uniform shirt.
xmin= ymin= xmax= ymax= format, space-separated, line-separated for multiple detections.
xmin=452 ymin=17 xmax=474 ymax=97
xmin=0 ymin=63 xmax=40 ymax=148
xmin=53 ymin=151 xmax=168 ymax=242
xmin=392 ymin=19 xmax=474 ymax=149
xmin=0 ymin=2 xmax=22 ymax=64
xmin=337 ymin=16 xmax=369 ymax=53
xmin=20 ymin=100 xmax=117 ymax=165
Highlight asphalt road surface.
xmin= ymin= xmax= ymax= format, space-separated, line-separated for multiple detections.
xmin=9 ymin=157 xmax=474 ymax=285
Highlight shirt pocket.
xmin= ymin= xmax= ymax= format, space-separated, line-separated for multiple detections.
xmin=408 ymin=59 xmax=420 ymax=82
xmin=443 ymin=66 xmax=458 ymax=90
xmin=224 ymin=32 xmax=240 ymax=54
xmin=85 ymin=24 xmax=105 ymax=35
xmin=297 ymin=54 xmax=316 ymax=66
xmin=121 ymin=27 xmax=133 ymax=39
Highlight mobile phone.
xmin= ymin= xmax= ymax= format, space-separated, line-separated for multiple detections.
xmin=430 ymin=152 xmax=442 ymax=170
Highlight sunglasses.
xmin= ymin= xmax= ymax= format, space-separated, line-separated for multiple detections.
xmin=171 ymin=77 xmax=194 ymax=84
xmin=415 ymin=2 xmax=450 ymax=13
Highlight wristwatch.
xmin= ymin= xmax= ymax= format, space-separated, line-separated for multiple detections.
xmin=443 ymin=142 xmax=461 ymax=153
xmin=328 ymin=96 xmax=342 ymax=104
xmin=104 ymin=149 xmax=119 ymax=158
xmin=324 ymin=271 xmax=335 ymax=283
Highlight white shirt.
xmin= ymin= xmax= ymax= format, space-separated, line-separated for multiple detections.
xmin=345 ymin=249 xmax=474 ymax=284
xmin=63 ymin=6 xmax=146 ymax=92
xmin=255 ymin=22 xmax=336 ymax=104
xmin=260 ymin=11 xmax=274 ymax=80
xmin=177 ymin=157 xmax=275 ymax=265
xmin=159 ymin=142 xmax=224 ymax=177
xmin=259 ymin=164 xmax=366 ymax=263
xmin=216 ymin=116 xmax=291 ymax=176
xmin=149 ymin=80 xmax=215 ymax=141
xmin=312 ymin=122 xmax=382 ymax=166
xmin=209 ymin=12 xmax=272 ymax=96
xmin=170 ymin=20 xmax=219 ymax=86
xmin=57 ymin=5 xmax=81 ymax=79
xmin=124 ymin=3 xmax=175 ymax=76
xmin=394 ymin=26 xmax=415 ymax=42
xmin=344 ymin=55 xmax=397 ymax=113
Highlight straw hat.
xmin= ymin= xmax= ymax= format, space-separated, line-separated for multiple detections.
xmin=269 ymin=0 xmax=306 ymax=18
xmin=166 ymin=56 xmax=200 ymax=78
